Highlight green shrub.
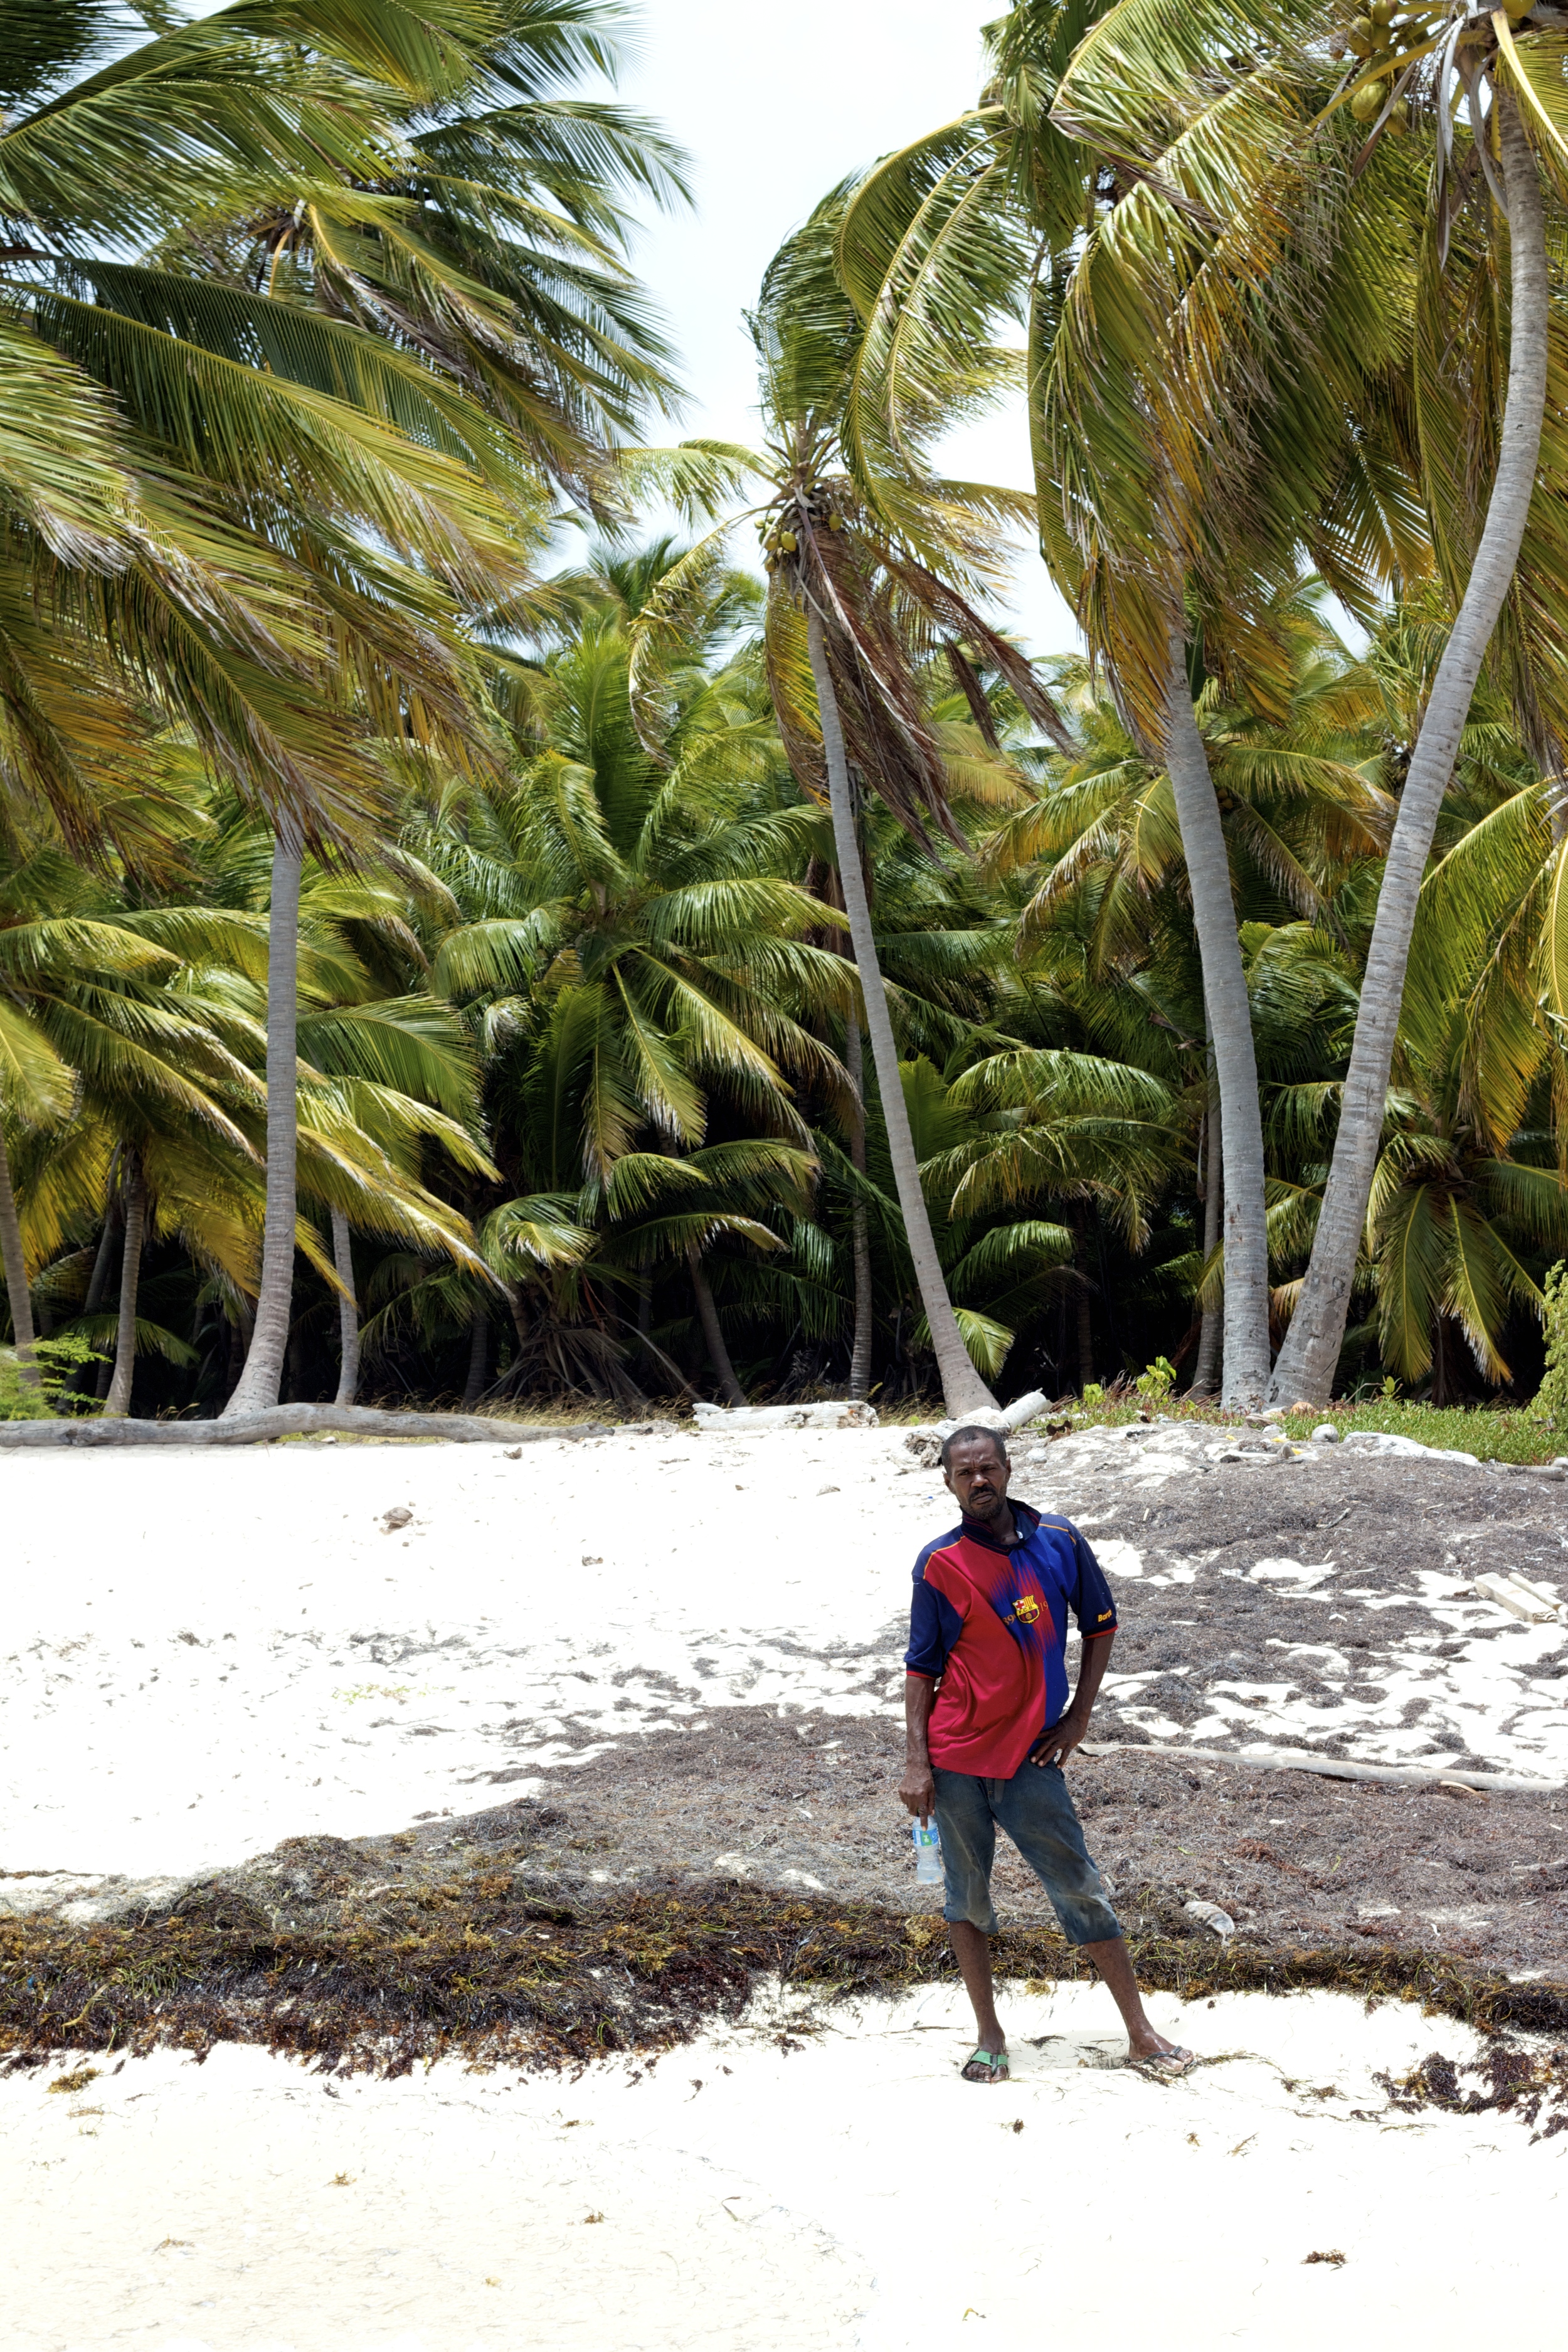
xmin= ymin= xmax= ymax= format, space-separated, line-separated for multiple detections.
xmin=1134 ymin=1355 xmax=1177 ymax=1405
xmin=1533 ymin=1260 xmax=1568 ymax=1431
xmin=0 ymin=1335 xmax=107 ymax=1421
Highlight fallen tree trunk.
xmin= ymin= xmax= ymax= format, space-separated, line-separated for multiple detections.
xmin=1080 ymin=1739 xmax=1559 ymax=1797
xmin=691 ymin=1401 xmax=881 ymax=1431
xmin=0 ymin=1404 xmax=608 ymax=1451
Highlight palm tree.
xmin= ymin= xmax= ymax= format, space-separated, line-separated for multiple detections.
xmin=1364 ymin=1116 xmax=1568 ymax=1400
xmin=183 ymin=0 xmax=689 ymax=505
xmin=0 ymin=955 xmax=73 ymax=1391
xmin=906 ymin=1049 xmax=1165 ymax=1390
xmin=0 ymin=8 xmax=568 ymax=1415
xmin=975 ymin=598 xmax=1383 ymax=1388
xmin=1 ymin=4 xmax=534 ymax=831
xmin=1335 ymin=633 xmax=1568 ymax=1393
xmin=1269 ymin=21 xmax=1551 ymax=1402
xmin=830 ymin=8 xmax=1264 ymax=1405
xmin=186 ymin=829 xmax=502 ymax=1409
xmin=983 ymin=600 xmax=1394 ymax=978
xmin=0 ymin=885 xmax=265 ymax=1414
xmin=600 ymin=1137 xmax=819 ymax=1404
xmin=2 ymin=4 xmax=696 ymax=1416
xmin=0 ymin=815 xmax=500 ymax=1417
xmin=225 ymin=832 xmax=304 ymax=1412
xmin=833 ymin=0 xmax=1474 ymax=1404
xmin=405 ymin=567 xmax=854 ymax=1401
xmin=1050 ymin=0 xmax=1564 ymax=1401
xmin=626 ymin=208 xmax=1067 ymax=1414
xmin=331 ymin=1205 xmax=361 ymax=1407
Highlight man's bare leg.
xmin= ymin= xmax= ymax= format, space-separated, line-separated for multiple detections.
xmin=1080 ymin=1936 xmax=1184 ymax=2062
xmin=951 ymin=1927 xmax=1185 ymax=2068
xmin=949 ymin=1921 xmax=1005 ymax=2060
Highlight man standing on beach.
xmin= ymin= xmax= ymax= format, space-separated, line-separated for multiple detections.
xmin=900 ymin=1424 xmax=1195 ymax=2083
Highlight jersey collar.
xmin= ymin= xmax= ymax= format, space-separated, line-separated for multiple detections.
xmin=958 ymin=1497 xmax=1040 ymax=1554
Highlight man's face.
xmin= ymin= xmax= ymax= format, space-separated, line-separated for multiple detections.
xmin=943 ymin=1436 xmax=1010 ymax=1522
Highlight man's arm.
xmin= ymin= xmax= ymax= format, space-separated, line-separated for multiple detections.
xmin=1027 ymin=1628 xmax=1115 ymax=1768
xmin=899 ymin=1673 xmax=937 ymax=1821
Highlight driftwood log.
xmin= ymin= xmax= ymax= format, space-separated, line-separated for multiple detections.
xmin=0 ymin=1404 xmax=608 ymax=1450
xmin=1081 ymin=1739 xmax=1560 ymax=1797
xmin=691 ymin=1401 xmax=881 ymax=1431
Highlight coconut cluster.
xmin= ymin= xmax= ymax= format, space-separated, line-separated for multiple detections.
xmin=1344 ymin=1 xmax=1428 ymax=123
xmin=759 ymin=490 xmax=845 ymax=573
xmin=1340 ymin=0 xmax=1533 ymax=125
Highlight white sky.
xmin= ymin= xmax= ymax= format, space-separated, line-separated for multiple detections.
xmin=614 ymin=0 xmax=1081 ymax=657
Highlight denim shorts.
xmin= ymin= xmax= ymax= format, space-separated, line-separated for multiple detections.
xmin=932 ymin=1761 xmax=1120 ymax=1945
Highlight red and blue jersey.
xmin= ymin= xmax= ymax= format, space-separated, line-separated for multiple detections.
xmin=904 ymin=1500 xmax=1118 ymax=1777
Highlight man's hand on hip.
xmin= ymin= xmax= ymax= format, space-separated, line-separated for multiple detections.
xmin=1028 ymin=1705 xmax=1090 ymax=1769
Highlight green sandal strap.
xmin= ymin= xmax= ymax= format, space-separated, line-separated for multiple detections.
xmin=961 ymin=2047 xmax=1009 ymax=2082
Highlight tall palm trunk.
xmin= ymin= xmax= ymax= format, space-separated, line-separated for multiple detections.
xmin=1163 ymin=641 xmax=1271 ymax=1406
xmin=1190 ymin=1037 xmax=1224 ymax=1396
xmin=0 ymin=1121 xmax=39 ymax=1389
xmin=224 ymin=833 xmax=303 ymax=1416
xmin=686 ymin=1241 xmax=746 ymax=1406
xmin=83 ymin=1214 xmax=117 ymax=1322
xmin=807 ymin=607 xmax=996 ymax=1417
xmin=75 ymin=1186 xmax=119 ymax=1401
xmin=103 ymin=1155 xmax=146 ymax=1419
xmin=1271 ymin=95 xmax=1549 ymax=1403
xmin=82 ymin=1177 xmax=119 ymax=1304
xmin=330 ymin=1206 xmax=359 ymax=1408
xmin=462 ymin=1304 xmax=489 ymax=1409
xmin=844 ymin=1013 xmax=875 ymax=1402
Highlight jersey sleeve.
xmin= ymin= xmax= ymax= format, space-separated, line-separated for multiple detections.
xmin=1068 ymin=1526 xmax=1118 ymax=1641
xmin=905 ymin=1559 xmax=966 ymax=1680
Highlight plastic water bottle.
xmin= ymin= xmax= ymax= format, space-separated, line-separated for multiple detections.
xmin=912 ymin=1816 xmax=942 ymax=1884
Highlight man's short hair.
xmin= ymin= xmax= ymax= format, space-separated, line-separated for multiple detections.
xmin=939 ymin=1423 xmax=1008 ymax=1471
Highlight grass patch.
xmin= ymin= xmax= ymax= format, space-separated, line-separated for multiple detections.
xmin=1054 ymin=1396 xmax=1564 ymax=1465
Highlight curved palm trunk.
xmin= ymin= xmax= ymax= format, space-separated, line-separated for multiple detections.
xmin=807 ymin=607 xmax=997 ymax=1417
xmin=1190 ymin=1041 xmax=1224 ymax=1397
xmin=686 ymin=1241 xmax=746 ymax=1406
xmin=224 ymin=834 xmax=303 ymax=1417
xmin=1272 ymin=97 xmax=1549 ymax=1402
xmin=83 ymin=1214 xmax=117 ymax=1322
xmin=844 ymin=1014 xmax=875 ymax=1402
xmin=0 ymin=1122 xmax=39 ymax=1390
xmin=103 ymin=1156 xmax=146 ymax=1419
xmin=330 ymin=1206 xmax=359 ymax=1409
xmin=502 ymin=1281 xmax=532 ymax=1392
xmin=1163 ymin=644 xmax=1271 ymax=1406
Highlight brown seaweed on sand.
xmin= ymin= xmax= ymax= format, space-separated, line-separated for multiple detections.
xmin=3 ymin=1867 xmax=1566 ymax=2084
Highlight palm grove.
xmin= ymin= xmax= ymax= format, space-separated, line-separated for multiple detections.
xmin=1 ymin=0 xmax=1566 ymax=1429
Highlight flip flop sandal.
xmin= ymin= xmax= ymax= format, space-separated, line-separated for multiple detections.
xmin=961 ymin=2048 xmax=1010 ymax=2084
xmin=1129 ymin=2045 xmax=1197 ymax=2081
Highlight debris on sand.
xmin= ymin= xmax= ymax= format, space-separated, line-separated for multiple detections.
xmin=3 ymin=1858 xmax=1565 ymax=2082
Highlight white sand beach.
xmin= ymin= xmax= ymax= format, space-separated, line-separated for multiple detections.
xmin=8 ymin=1979 xmax=1565 ymax=2351
xmin=3 ymin=1420 xmax=1565 ymax=2350
xmin=6 ymin=1418 xmax=1564 ymax=1888
xmin=3 ymin=1424 xmax=932 ymax=1882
